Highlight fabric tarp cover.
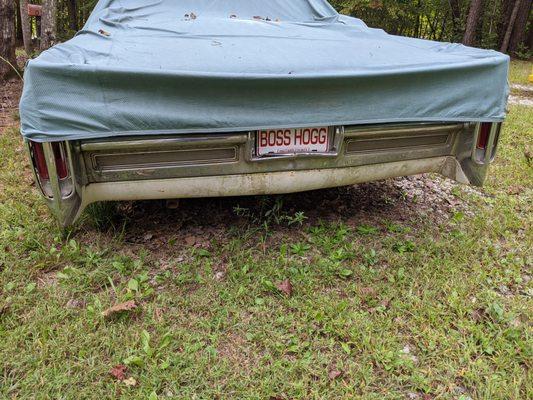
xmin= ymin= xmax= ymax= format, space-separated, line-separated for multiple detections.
xmin=20 ymin=0 xmax=509 ymax=142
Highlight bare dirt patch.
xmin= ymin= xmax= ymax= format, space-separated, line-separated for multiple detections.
xmin=0 ymin=78 xmax=22 ymax=132
xmin=509 ymin=83 xmax=533 ymax=107
xmin=77 ymin=174 xmax=472 ymax=261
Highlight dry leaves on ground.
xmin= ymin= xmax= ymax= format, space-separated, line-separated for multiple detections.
xmin=276 ymin=279 xmax=293 ymax=296
xmin=109 ymin=364 xmax=128 ymax=381
xmin=102 ymin=300 xmax=137 ymax=318
xmin=185 ymin=235 xmax=197 ymax=246
xmin=328 ymin=369 xmax=343 ymax=380
xmin=123 ymin=377 xmax=137 ymax=387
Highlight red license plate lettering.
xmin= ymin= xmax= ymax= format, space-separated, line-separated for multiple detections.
xmin=257 ymin=127 xmax=330 ymax=156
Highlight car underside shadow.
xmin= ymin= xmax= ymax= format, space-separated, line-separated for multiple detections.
xmin=78 ymin=174 xmax=470 ymax=244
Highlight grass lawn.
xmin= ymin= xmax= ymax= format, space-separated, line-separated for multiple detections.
xmin=509 ymin=59 xmax=532 ymax=85
xmin=1 ymin=72 xmax=532 ymax=399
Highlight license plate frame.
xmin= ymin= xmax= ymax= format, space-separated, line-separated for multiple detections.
xmin=256 ymin=127 xmax=332 ymax=157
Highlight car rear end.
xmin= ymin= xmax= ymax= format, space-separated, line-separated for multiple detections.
xmin=26 ymin=121 xmax=502 ymax=227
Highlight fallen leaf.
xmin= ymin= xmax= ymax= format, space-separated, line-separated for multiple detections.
xmin=380 ymin=298 xmax=391 ymax=308
xmin=98 ymin=29 xmax=110 ymax=36
xmin=123 ymin=377 xmax=137 ymax=387
xmin=102 ymin=300 xmax=137 ymax=318
xmin=143 ymin=233 xmax=154 ymax=241
xmin=214 ymin=271 xmax=226 ymax=281
xmin=359 ymin=287 xmax=377 ymax=297
xmin=507 ymin=185 xmax=523 ymax=195
xmin=0 ymin=301 xmax=11 ymax=316
xmin=110 ymin=364 xmax=128 ymax=381
xmin=276 ymin=279 xmax=293 ymax=296
xmin=185 ymin=235 xmax=197 ymax=246
xmin=66 ymin=298 xmax=86 ymax=309
xmin=524 ymin=145 xmax=532 ymax=166
xmin=328 ymin=369 xmax=342 ymax=380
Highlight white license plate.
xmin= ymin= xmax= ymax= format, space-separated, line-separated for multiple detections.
xmin=257 ymin=127 xmax=330 ymax=156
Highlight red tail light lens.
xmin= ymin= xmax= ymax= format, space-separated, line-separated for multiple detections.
xmin=30 ymin=141 xmax=69 ymax=180
xmin=52 ymin=142 xmax=69 ymax=179
xmin=31 ymin=142 xmax=50 ymax=180
xmin=477 ymin=122 xmax=492 ymax=149
xmin=29 ymin=141 xmax=72 ymax=199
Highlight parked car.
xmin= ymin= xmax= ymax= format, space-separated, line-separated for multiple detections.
xmin=20 ymin=0 xmax=509 ymax=227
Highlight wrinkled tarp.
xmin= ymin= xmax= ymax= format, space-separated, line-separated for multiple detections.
xmin=20 ymin=0 xmax=509 ymax=142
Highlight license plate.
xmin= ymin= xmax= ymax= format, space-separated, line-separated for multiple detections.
xmin=256 ymin=127 xmax=330 ymax=156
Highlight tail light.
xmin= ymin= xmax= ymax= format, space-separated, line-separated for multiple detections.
xmin=31 ymin=141 xmax=50 ymax=180
xmin=473 ymin=123 xmax=501 ymax=164
xmin=52 ymin=142 xmax=69 ymax=179
xmin=29 ymin=141 xmax=73 ymax=198
xmin=476 ymin=122 xmax=491 ymax=150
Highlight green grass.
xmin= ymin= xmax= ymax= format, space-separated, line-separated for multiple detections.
xmin=509 ymin=59 xmax=532 ymax=85
xmin=1 ymin=87 xmax=532 ymax=399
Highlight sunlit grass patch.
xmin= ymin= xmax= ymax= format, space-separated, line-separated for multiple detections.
xmin=509 ymin=59 xmax=532 ymax=85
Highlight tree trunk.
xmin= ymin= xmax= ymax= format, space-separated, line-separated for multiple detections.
xmin=67 ymin=0 xmax=78 ymax=31
xmin=507 ymin=0 xmax=532 ymax=54
xmin=500 ymin=0 xmax=523 ymax=53
xmin=40 ymin=0 xmax=57 ymax=51
xmin=0 ymin=0 xmax=17 ymax=81
xmin=19 ymin=0 xmax=32 ymax=55
xmin=498 ymin=0 xmax=513 ymax=47
xmin=448 ymin=0 xmax=462 ymax=41
xmin=15 ymin=0 xmax=23 ymax=43
xmin=463 ymin=0 xmax=484 ymax=46
xmin=527 ymin=21 xmax=533 ymax=53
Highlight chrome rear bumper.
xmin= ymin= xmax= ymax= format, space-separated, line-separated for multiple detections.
xmin=26 ymin=122 xmax=501 ymax=227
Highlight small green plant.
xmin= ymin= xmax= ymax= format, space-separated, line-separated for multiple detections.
xmin=84 ymin=201 xmax=121 ymax=230
xmin=356 ymin=224 xmax=379 ymax=235
xmin=125 ymin=271 xmax=153 ymax=299
xmin=392 ymin=240 xmax=415 ymax=254
xmin=233 ymin=205 xmax=251 ymax=218
xmin=290 ymin=242 xmax=310 ymax=256
xmin=384 ymin=221 xmax=409 ymax=233
xmin=514 ymin=43 xmax=532 ymax=60
xmin=363 ymin=248 xmax=378 ymax=266
xmin=284 ymin=211 xmax=308 ymax=226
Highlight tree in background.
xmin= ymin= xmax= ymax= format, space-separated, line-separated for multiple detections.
xmin=15 ymin=0 xmax=23 ymax=44
xmin=500 ymin=0 xmax=532 ymax=54
xmin=0 ymin=0 xmax=18 ymax=81
xmin=331 ymin=0 xmax=531 ymax=57
xmin=19 ymin=0 xmax=32 ymax=55
xmin=66 ymin=0 xmax=78 ymax=31
xmin=40 ymin=0 xmax=57 ymax=50
xmin=463 ymin=0 xmax=484 ymax=45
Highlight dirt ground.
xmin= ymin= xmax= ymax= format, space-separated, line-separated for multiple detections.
xmin=509 ymin=84 xmax=533 ymax=107
xmin=0 ymin=79 xmax=22 ymax=130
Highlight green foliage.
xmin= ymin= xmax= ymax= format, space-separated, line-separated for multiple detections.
xmin=330 ymin=0 xmax=519 ymax=50
xmin=47 ymin=0 xmax=530 ymax=54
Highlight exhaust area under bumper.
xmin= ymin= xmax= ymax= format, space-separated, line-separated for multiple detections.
xmin=25 ymin=121 xmax=500 ymax=227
